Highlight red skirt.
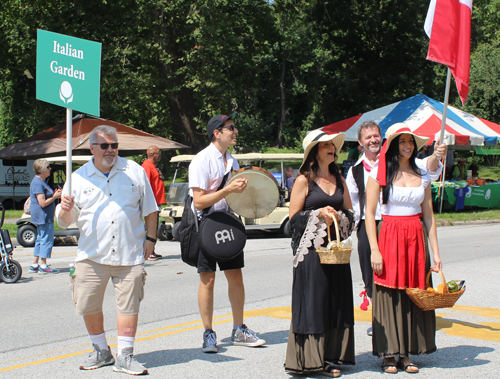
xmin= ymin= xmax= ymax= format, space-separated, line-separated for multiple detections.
xmin=374 ymin=214 xmax=427 ymax=290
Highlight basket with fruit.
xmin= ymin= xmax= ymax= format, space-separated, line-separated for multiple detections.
xmin=406 ymin=270 xmax=465 ymax=311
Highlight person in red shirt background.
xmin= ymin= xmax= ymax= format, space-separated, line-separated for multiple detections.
xmin=142 ymin=145 xmax=166 ymax=260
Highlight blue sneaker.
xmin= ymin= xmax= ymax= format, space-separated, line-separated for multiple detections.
xmin=39 ymin=266 xmax=58 ymax=274
xmin=29 ymin=266 xmax=39 ymax=273
xmin=202 ymin=329 xmax=218 ymax=353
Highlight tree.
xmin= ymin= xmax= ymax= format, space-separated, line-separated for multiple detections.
xmin=0 ymin=0 xmax=277 ymax=153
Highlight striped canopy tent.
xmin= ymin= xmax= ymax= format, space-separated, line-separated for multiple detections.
xmin=322 ymin=94 xmax=500 ymax=147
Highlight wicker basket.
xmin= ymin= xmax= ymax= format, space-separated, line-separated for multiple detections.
xmin=316 ymin=215 xmax=352 ymax=264
xmin=406 ymin=270 xmax=465 ymax=311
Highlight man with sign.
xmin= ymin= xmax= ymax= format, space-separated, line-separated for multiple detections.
xmin=57 ymin=125 xmax=158 ymax=375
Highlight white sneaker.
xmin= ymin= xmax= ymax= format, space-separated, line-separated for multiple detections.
xmin=80 ymin=344 xmax=114 ymax=370
xmin=230 ymin=324 xmax=266 ymax=347
xmin=113 ymin=347 xmax=148 ymax=375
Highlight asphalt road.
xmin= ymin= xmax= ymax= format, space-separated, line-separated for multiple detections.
xmin=1 ymin=223 xmax=499 ymax=378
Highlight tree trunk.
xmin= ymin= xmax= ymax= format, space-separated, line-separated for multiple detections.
xmin=167 ymin=87 xmax=206 ymax=153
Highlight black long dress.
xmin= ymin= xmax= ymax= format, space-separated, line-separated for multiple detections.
xmin=285 ymin=181 xmax=355 ymax=373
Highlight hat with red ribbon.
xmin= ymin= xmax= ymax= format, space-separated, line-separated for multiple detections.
xmin=376 ymin=123 xmax=430 ymax=186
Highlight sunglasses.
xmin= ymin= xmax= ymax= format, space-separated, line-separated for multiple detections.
xmin=46 ymin=165 xmax=51 ymax=169
xmin=218 ymin=124 xmax=237 ymax=133
xmin=93 ymin=143 xmax=119 ymax=150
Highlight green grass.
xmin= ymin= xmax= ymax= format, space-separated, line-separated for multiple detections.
xmin=435 ymin=209 xmax=500 ymax=222
xmin=4 ymin=210 xmax=23 ymax=219
xmin=2 ymin=209 xmax=66 ymax=237
xmin=3 ymin=223 xmax=17 ymax=236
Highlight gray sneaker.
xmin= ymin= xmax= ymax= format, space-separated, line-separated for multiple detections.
xmin=80 ymin=344 xmax=115 ymax=370
xmin=202 ymin=329 xmax=218 ymax=353
xmin=113 ymin=347 xmax=148 ymax=375
xmin=230 ymin=324 xmax=266 ymax=347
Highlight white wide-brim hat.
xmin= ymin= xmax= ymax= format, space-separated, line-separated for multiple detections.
xmin=384 ymin=122 xmax=429 ymax=152
xmin=300 ymin=129 xmax=346 ymax=170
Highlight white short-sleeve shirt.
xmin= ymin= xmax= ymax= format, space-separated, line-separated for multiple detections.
xmin=56 ymin=156 xmax=158 ymax=265
xmin=188 ymin=143 xmax=239 ymax=217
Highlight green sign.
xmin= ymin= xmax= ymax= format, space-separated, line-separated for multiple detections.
xmin=475 ymin=145 xmax=500 ymax=155
xmin=433 ymin=184 xmax=500 ymax=209
xmin=36 ymin=29 xmax=102 ymax=116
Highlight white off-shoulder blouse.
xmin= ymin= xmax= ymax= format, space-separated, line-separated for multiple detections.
xmin=369 ymin=166 xmax=430 ymax=216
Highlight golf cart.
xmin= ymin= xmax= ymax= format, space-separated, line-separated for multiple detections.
xmin=158 ymin=153 xmax=303 ymax=240
xmin=15 ymin=156 xmax=91 ymax=247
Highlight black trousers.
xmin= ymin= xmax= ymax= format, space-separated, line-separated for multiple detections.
xmin=356 ymin=219 xmax=380 ymax=299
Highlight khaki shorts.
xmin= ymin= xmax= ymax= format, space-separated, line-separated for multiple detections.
xmin=70 ymin=260 xmax=147 ymax=316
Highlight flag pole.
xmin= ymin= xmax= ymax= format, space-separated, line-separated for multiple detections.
xmin=439 ymin=67 xmax=452 ymax=214
xmin=66 ymin=108 xmax=73 ymax=197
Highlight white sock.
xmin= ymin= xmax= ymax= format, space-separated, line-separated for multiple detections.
xmin=89 ymin=332 xmax=108 ymax=351
xmin=32 ymin=264 xmax=39 ymax=268
xmin=40 ymin=264 xmax=48 ymax=268
xmin=117 ymin=336 xmax=135 ymax=356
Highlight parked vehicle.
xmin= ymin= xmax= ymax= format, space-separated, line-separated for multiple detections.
xmin=158 ymin=153 xmax=303 ymax=241
xmin=15 ymin=156 xmax=91 ymax=247
xmin=0 ymin=158 xmax=36 ymax=209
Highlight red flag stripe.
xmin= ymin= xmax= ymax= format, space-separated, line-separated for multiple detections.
xmin=426 ymin=0 xmax=472 ymax=105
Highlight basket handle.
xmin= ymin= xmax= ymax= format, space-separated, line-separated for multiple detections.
xmin=425 ymin=270 xmax=449 ymax=293
xmin=330 ymin=213 xmax=341 ymax=246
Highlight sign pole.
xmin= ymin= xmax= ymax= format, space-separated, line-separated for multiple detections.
xmin=66 ymin=108 xmax=73 ymax=196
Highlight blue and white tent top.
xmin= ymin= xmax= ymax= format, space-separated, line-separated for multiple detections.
xmin=322 ymin=94 xmax=500 ymax=146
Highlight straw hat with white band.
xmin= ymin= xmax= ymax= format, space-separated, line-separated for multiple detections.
xmin=300 ymin=129 xmax=346 ymax=171
xmin=376 ymin=123 xmax=430 ymax=186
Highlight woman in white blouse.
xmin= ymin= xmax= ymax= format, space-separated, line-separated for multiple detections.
xmin=365 ymin=123 xmax=442 ymax=374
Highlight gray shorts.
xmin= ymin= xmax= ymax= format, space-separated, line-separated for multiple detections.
xmin=70 ymin=260 xmax=147 ymax=316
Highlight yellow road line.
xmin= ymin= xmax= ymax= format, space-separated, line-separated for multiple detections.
xmin=1 ymin=305 xmax=499 ymax=373
xmin=0 ymin=314 xmax=233 ymax=373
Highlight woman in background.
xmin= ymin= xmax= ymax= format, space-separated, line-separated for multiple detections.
xmin=29 ymin=159 xmax=62 ymax=274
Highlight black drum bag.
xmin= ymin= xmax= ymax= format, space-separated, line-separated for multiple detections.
xmin=198 ymin=212 xmax=246 ymax=262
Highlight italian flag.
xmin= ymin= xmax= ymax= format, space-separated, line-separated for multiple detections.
xmin=424 ymin=0 xmax=473 ymax=105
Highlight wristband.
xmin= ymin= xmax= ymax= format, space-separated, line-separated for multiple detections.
xmin=146 ymin=236 xmax=157 ymax=244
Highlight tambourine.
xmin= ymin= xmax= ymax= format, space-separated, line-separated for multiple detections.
xmin=225 ymin=166 xmax=280 ymax=219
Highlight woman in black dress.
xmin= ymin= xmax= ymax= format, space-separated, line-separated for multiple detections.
xmin=284 ymin=130 xmax=355 ymax=378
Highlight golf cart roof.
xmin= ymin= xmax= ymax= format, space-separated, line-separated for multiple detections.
xmin=170 ymin=153 xmax=303 ymax=164
xmin=46 ymin=156 xmax=93 ymax=164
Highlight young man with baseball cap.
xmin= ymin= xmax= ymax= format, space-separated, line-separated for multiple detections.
xmin=188 ymin=112 xmax=266 ymax=353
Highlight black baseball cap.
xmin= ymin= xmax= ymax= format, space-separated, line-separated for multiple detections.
xmin=207 ymin=112 xmax=239 ymax=140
